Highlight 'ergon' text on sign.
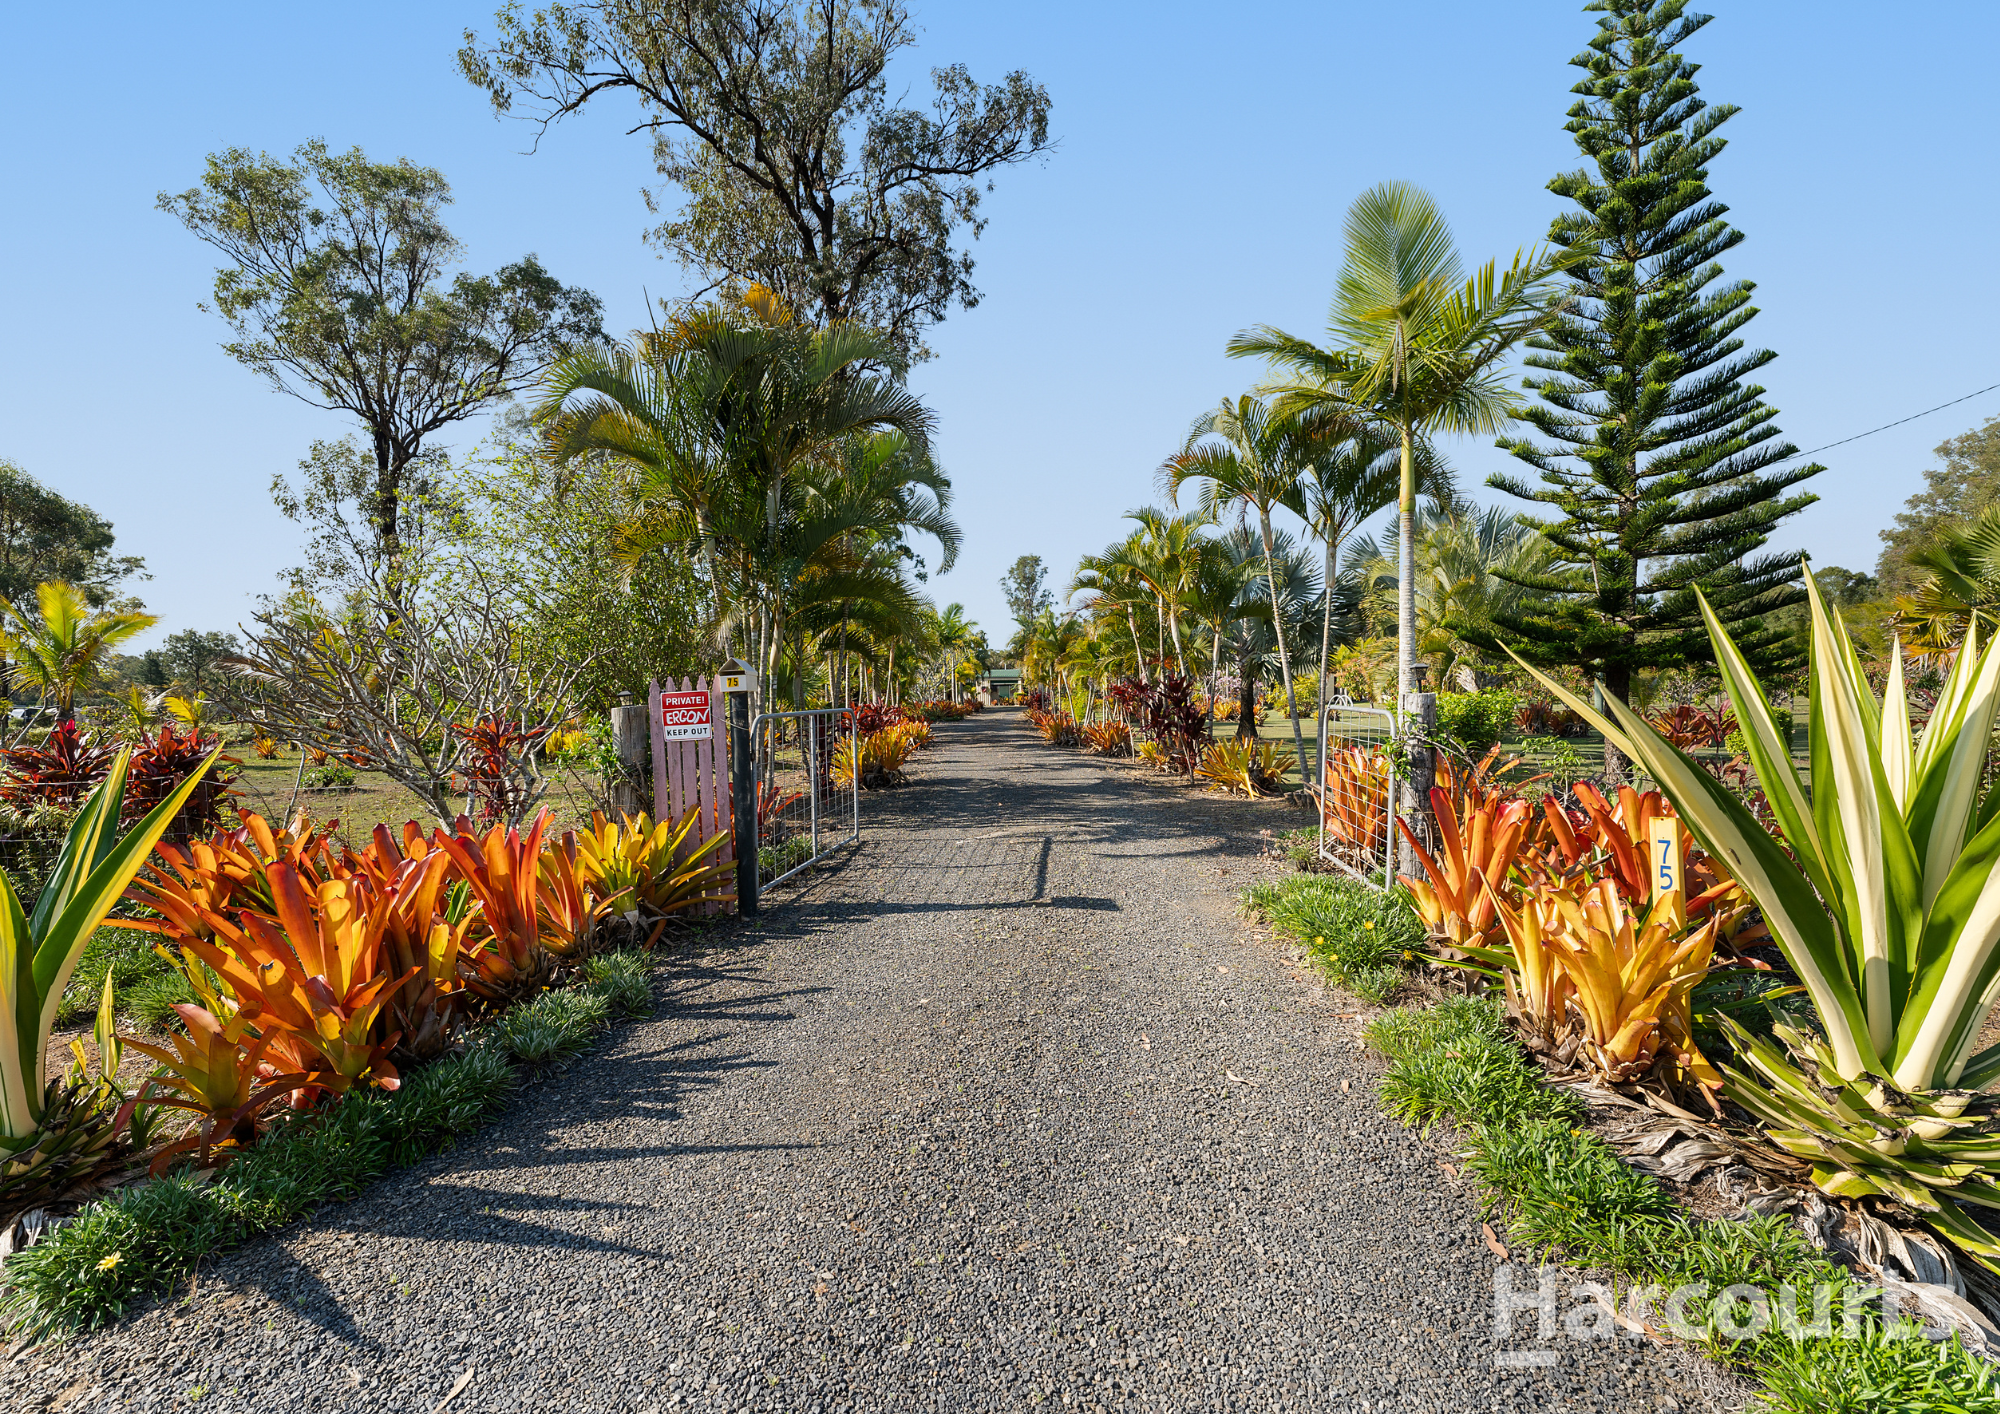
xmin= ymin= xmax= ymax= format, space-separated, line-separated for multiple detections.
xmin=660 ymin=690 xmax=714 ymax=742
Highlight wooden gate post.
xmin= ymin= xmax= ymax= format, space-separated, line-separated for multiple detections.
xmin=1397 ymin=690 xmax=1437 ymax=880
xmin=610 ymin=697 xmax=649 ymax=819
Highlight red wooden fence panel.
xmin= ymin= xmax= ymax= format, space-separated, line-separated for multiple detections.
xmin=650 ymin=676 xmax=735 ymax=914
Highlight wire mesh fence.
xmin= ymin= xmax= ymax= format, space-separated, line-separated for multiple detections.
xmin=752 ymin=708 xmax=859 ymax=889
xmin=1316 ymin=701 xmax=1397 ymax=886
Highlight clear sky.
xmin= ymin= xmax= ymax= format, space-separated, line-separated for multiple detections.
xmin=5 ymin=1 xmax=1994 ymax=652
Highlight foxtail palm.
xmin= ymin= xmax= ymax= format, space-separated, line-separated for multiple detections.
xmin=1230 ymin=181 xmax=1569 ymax=698
xmin=1163 ymin=395 xmax=1330 ymax=783
xmin=1071 ymin=532 xmax=1160 ymax=686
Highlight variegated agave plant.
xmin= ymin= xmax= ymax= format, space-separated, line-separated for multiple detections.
xmin=1511 ymin=572 xmax=2000 ymax=1270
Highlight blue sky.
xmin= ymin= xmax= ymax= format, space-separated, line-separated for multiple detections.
xmin=5 ymin=1 xmax=1994 ymax=651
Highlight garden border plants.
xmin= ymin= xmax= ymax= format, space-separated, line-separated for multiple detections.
xmin=1366 ymin=994 xmax=2000 ymax=1412
xmin=1240 ymin=870 xmax=2000 ymax=1410
xmin=0 ymin=948 xmax=656 ymax=1341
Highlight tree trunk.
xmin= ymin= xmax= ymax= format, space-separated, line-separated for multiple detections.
xmin=1127 ymin=605 xmax=1149 ymax=686
xmin=1320 ymin=530 xmax=1341 ymax=708
xmin=1396 ymin=425 xmax=1418 ymax=700
xmin=1236 ymin=651 xmax=1258 ymax=743
xmin=1261 ymin=508 xmax=1312 ymax=786
xmin=1601 ymin=662 xmax=1631 ymax=785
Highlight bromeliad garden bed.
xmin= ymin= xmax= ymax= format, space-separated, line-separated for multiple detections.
xmin=1234 ymin=578 xmax=2000 ymax=1411
xmin=0 ymin=748 xmax=737 ymax=1343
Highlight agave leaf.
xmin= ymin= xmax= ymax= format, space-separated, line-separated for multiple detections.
xmin=1804 ymin=571 xmax=1917 ymax=1064
xmin=1902 ymin=624 xmax=2000 ymax=915
xmin=1697 ymin=590 xmax=1828 ymax=895
xmin=1895 ymin=802 xmax=2000 ymax=1087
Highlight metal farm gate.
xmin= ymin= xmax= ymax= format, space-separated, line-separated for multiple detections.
xmin=1316 ymin=700 xmax=1397 ymax=887
xmin=750 ymin=707 xmax=861 ymax=891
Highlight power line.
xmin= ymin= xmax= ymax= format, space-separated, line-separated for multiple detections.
xmin=1778 ymin=380 xmax=2000 ymax=464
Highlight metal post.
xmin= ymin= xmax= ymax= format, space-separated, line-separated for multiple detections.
xmin=807 ymin=715 xmax=821 ymax=862
xmin=849 ymin=710 xmax=860 ymax=841
xmin=1397 ymin=690 xmax=1437 ymax=881
xmin=729 ymin=688 xmax=758 ymax=916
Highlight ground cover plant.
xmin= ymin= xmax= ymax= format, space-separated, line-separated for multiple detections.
xmin=1364 ymin=997 xmax=2000 ymax=1413
xmin=1242 ymin=873 xmax=1420 ymax=1004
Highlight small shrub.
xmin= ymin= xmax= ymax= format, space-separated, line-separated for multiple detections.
xmin=0 ymin=1043 xmax=515 ymax=1340
xmin=1367 ymin=997 xmax=1578 ymax=1130
xmin=301 ymin=763 xmax=357 ymax=789
xmin=759 ymin=834 xmax=814 ymax=879
xmin=1755 ymin=1319 xmax=2000 ymax=1414
xmin=1434 ymin=689 xmax=1519 ymax=757
xmin=124 ymin=966 xmax=204 ymax=1030
xmin=489 ymin=988 xmax=612 ymax=1068
xmin=1361 ymin=995 xmax=2000 ymax=1410
xmin=583 ymin=950 xmax=654 ymax=1019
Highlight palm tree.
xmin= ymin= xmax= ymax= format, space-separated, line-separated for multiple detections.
xmin=1118 ymin=508 xmax=1212 ymax=675
xmin=1178 ymin=538 xmax=1262 ymax=733
xmin=1298 ymin=422 xmax=1450 ymax=706
xmin=1070 ymin=531 xmax=1160 ymax=686
xmin=1211 ymin=527 xmax=1321 ymax=745
xmin=929 ymin=602 xmax=977 ymax=702
xmin=1230 ymin=182 xmax=1570 ymax=698
xmin=0 ymin=582 xmax=157 ymax=721
xmin=1162 ymin=395 xmax=1335 ymax=783
xmin=536 ymin=286 xmax=940 ymax=710
xmin=1893 ymin=506 xmax=2000 ymax=653
xmin=1357 ymin=503 xmax=1551 ymax=690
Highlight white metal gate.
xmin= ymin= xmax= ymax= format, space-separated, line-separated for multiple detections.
xmin=751 ymin=708 xmax=861 ymax=890
xmin=1316 ymin=701 xmax=1397 ymax=886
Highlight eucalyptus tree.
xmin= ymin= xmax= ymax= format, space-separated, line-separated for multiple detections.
xmin=1230 ymin=181 xmax=1568 ymax=698
xmin=460 ymin=0 xmax=1053 ymax=365
xmin=163 ymin=140 xmax=602 ymax=582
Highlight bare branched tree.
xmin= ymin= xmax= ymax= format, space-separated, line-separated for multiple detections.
xmin=215 ymin=568 xmax=600 ymax=826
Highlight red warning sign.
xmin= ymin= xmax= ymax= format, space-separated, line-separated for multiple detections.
xmin=659 ymin=689 xmax=713 ymax=741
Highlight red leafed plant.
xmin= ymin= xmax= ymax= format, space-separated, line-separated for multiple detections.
xmin=757 ymin=780 xmax=803 ymax=832
xmin=124 ymin=724 xmax=239 ymax=836
xmin=450 ymin=715 xmax=548 ymax=824
xmin=1643 ymin=703 xmax=1738 ymax=750
xmin=850 ymin=703 xmax=894 ymax=736
xmin=0 ymin=720 xmax=117 ymax=811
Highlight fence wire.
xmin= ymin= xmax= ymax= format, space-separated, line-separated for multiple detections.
xmin=1317 ymin=700 xmax=1397 ymax=887
xmin=752 ymin=708 xmax=859 ymax=889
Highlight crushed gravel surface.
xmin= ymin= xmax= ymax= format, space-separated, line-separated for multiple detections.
xmin=4 ymin=711 xmax=1735 ymax=1412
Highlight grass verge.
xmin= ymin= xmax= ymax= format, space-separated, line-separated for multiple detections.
xmin=1365 ymin=997 xmax=2000 ymax=1413
xmin=1242 ymin=873 xmax=1422 ymax=1004
xmin=1 ymin=952 xmax=654 ymax=1341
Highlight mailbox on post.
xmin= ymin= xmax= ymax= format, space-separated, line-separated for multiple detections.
xmin=719 ymin=659 xmax=759 ymax=915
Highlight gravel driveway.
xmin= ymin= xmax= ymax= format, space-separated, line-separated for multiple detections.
xmin=4 ymin=710 xmax=1727 ymax=1412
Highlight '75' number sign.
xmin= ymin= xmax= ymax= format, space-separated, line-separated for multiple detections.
xmin=659 ymin=690 xmax=714 ymax=742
